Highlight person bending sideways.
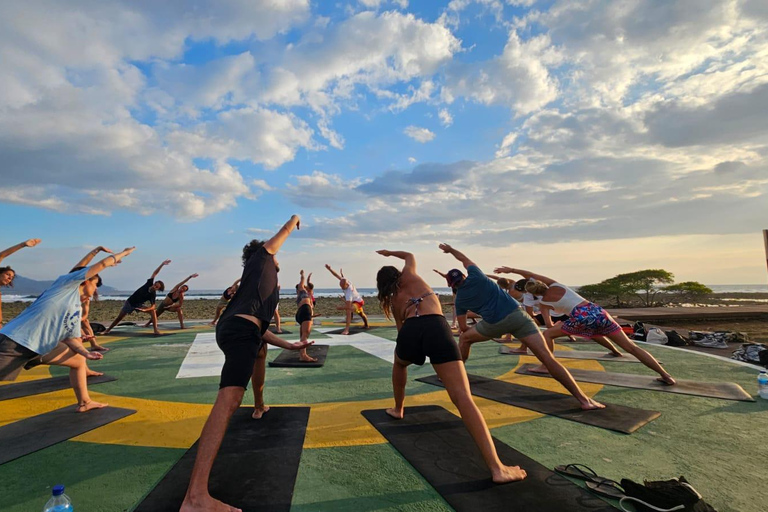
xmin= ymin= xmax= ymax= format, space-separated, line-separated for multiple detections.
xmin=0 ymin=247 xmax=135 ymax=412
xmin=439 ymin=243 xmax=604 ymax=411
xmin=145 ymin=273 xmax=198 ymax=329
xmin=180 ymin=215 xmax=312 ymax=512
xmin=0 ymin=238 xmax=42 ymax=327
xmin=70 ymin=246 xmax=115 ymax=352
xmin=210 ymin=279 xmax=240 ymax=326
xmin=376 ymin=249 xmax=527 ymax=484
xmin=496 ymin=267 xmax=675 ymax=385
xmin=103 ymin=259 xmax=171 ymax=336
xmin=295 ymin=270 xmax=317 ymax=362
xmin=325 ymin=264 xmax=369 ymax=334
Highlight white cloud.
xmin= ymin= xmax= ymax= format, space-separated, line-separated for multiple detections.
xmin=404 ymin=125 xmax=436 ymax=143
xmin=284 ymin=171 xmax=365 ymax=208
xmin=408 ymin=157 xmax=418 ymax=163
xmin=438 ymin=108 xmax=454 ymax=127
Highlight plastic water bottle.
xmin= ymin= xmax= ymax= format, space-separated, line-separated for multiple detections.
xmin=759 ymin=371 xmax=768 ymax=400
xmin=43 ymin=485 xmax=73 ymax=512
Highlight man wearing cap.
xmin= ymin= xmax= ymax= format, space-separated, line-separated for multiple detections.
xmin=439 ymin=243 xmax=604 ymax=410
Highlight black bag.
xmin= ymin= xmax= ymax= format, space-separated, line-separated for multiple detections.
xmin=619 ymin=476 xmax=717 ymax=512
xmin=91 ymin=322 xmax=106 ymax=334
xmin=633 ymin=321 xmax=647 ymax=341
xmin=665 ymin=330 xmax=687 ymax=347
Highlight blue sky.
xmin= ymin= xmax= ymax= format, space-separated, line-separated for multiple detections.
xmin=1 ymin=0 xmax=767 ymax=290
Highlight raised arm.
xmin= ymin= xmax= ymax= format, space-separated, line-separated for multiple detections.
xmin=432 ymin=269 xmax=447 ymax=279
xmin=0 ymin=239 xmax=41 ymax=263
xmin=325 ymin=264 xmax=343 ymax=281
xmin=376 ymin=250 xmax=416 ymax=273
xmin=486 ymin=274 xmax=501 ymax=281
xmin=230 ymin=278 xmax=241 ymax=288
xmin=72 ymin=246 xmax=113 ymax=270
xmin=493 ymin=267 xmax=556 ymax=286
xmin=171 ymin=273 xmax=199 ymax=293
xmin=86 ymin=247 xmax=136 ymax=279
xmin=264 ymin=215 xmax=301 ymax=255
xmin=298 ymin=270 xmax=306 ymax=290
xmin=306 ymin=272 xmax=313 ymax=287
xmin=151 ymin=259 xmax=171 ymax=279
xmin=438 ymin=243 xmax=475 ymax=269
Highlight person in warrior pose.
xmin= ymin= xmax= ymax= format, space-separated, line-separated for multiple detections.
xmin=325 ymin=264 xmax=369 ymax=334
xmin=294 ymin=270 xmax=316 ymax=362
xmin=495 ymin=267 xmax=675 ymax=384
xmin=145 ymin=273 xmax=198 ymax=329
xmin=103 ymin=260 xmax=171 ymax=336
xmin=180 ymin=215 xmax=312 ymax=512
xmin=210 ymin=279 xmax=240 ymax=326
xmin=376 ymin=249 xmax=526 ymax=484
xmin=0 ymin=247 xmax=135 ymax=412
xmin=0 ymin=238 xmax=42 ymax=327
xmin=440 ymin=243 xmax=604 ymax=410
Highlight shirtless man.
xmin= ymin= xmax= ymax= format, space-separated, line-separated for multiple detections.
xmin=210 ymin=279 xmax=240 ymax=326
xmin=103 ymin=260 xmax=171 ymax=336
xmin=324 ymin=264 xmax=369 ymax=335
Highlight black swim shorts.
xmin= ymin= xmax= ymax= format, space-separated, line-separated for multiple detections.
xmin=216 ymin=316 xmax=267 ymax=389
xmin=295 ymin=303 xmax=312 ymax=324
xmin=395 ymin=314 xmax=461 ymax=366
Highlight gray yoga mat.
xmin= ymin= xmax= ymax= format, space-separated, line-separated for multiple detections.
xmin=499 ymin=346 xmax=641 ymax=363
xmin=362 ymin=406 xmax=614 ymax=512
xmin=515 ymin=363 xmax=755 ymax=402
xmin=0 ymin=374 xmax=117 ymax=401
xmin=324 ymin=325 xmax=381 ymax=335
xmin=0 ymin=405 xmax=136 ymax=465
xmin=268 ymin=345 xmax=328 ymax=368
xmin=416 ymin=374 xmax=660 ymax=434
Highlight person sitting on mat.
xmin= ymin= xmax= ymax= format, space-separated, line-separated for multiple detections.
xmin=440 ymin=243 xmax=604 ymax=410
xmin=0 ymin=238 xmax=42 ymax=327
xmin=376 ymin=249 xmax=527 ymax=484
xmin=70 ymin=246 xmax=115 ymax=352
xmin=144 ymin=273 xmax=198 ymax=329
xmin=210 ymin=279 xmax=240 ymax=326
xmin=181 ymin=215 xmax=313 ymax=512
xmin=103 ymin=259 xmax=171 ymax=336
xmin=0 ymin=247 xmax=135 ymax=412
xmin=325 ymin=264 xmax=369 ymax=334
xmin=295 ymin=270 xmax=317 ymax=362
xmin=496 ymin=267 xmax=676 ymax=385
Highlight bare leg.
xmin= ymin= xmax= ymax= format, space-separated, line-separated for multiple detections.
xmin=606 ymin=330 xmax=675 ymax=384
xmin=251 ymin=345 xmax=270 ymax=419
xmin=434 ymin=360 xmax=526 ymax=483
xmin=530 ymin=326 xmax=564 ymax=373
xmin=592 ymin=335 xmax=622 ymax=356
xmin=358 ymin=309 xmax=369 ymax=328
xmin=386 ymin=353 xmax=409 ymax=419
xmin=274 ymin=309 xmax=282 ymax=333
xmin=177 ymin=308 xmax=185 ymax=329
xmin=210 ymin=305 xmax=225 ymax=326
xmin=103 ymin=311 xmax=127 ymax=334
xmin=181 ymin=386 xmax=245 ymax=512
xmin=341 ymin=304 xmax=352 ymax=335
xmin=299 ymin=321 xmax=316 ymax=362
xmin=148 ymin=309 xmax=161 ymax=335
xmin=41 ymin=341 xmax=107 ymax=412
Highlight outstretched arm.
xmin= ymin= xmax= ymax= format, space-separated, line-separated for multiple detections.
xmin=264 ymin=215 xmax=300 ymax=255
xmin=298 ymin=270 xmax=306 ymax=290
xmin=86 ymin=247 xmax=135 ymax=280
xmin=439 ymin=243 xmax=475 ymax=269
xmin=72 ymin=246 xmax=113 ymax=270
xmin=171 ymin=273 xmax=198 ymax=293
xmin=493 ymin=267 xmax=556 ymax=286
xmin=263 ymin=330 xmax=314 ymax=350
xmin=486 ymin=274 xmax=501 ymax=281
xmin=376 ymin=250 xmax=416 ymax=274
xmin=306 ymin=272 xmax=313 ymax=287
xmin=0 ymin=239 xmax=41 ymax=263
xmin=325 ymin=264 xmax=343 ymax=281
xmin=151 ymin=260 xmax=171 ymax=279
xmin=432 ymin=269 xmax=447 ymax=279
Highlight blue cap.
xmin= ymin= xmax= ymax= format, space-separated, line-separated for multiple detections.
xmin=52 ymin=485 xmax=65 ymax=496
xmin=446 ymin=269 xmax=464 ymax=287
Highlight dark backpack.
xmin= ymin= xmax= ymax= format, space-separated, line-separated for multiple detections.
xmin=633 ymin=321 xmax=647 ymax=341
xmin=90 ymin=322 xmax=106 ymax=334
xmin=665 ymin=330 xmax=687 ymax=347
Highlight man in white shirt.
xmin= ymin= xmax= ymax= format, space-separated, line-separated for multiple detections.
xmin=325 ymin=264 xmax=369 ymax=335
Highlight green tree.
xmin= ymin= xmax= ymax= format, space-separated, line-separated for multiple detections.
xmin=578 ymin=269 xmax=677 ymax=308
xmin=662 ymin=282 xmax=713 ymax=305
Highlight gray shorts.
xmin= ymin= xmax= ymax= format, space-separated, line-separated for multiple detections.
xmin=0 ymin=334 xmax=42 ymax=381
xmin=475 ymin=309 xmax=540 ymax=340
xmin=120 ymin=300 xmax=137 ymax=315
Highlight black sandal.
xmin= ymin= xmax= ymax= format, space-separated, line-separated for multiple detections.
xmin=554 ymin=464 xmax=609 ymax=483
xmin=586 ymin=479 xmax=626 ymax=500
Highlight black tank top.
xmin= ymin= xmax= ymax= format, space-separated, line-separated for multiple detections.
xmin=220 ymin=247 xmax=279 ymax=325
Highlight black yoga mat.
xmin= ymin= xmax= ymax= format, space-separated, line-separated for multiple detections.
xmin=498 ymin=346 xmax=642 ymax=363
xmin=515 ymin=363 xmax=755 ymax=402
xmin=0 ymin=374 xmax=117 ymax=401
xmin=324 ymin=325 xmax=380 ymax=335
xmin=135 ymin=407 xmax=310 ymax=512
xmin=268 ymin=345 xmax=328 ymax=368
xmin=362 ymin=406 xmax=614 ymax=512
xmin=416 ymin=374 xmax=660 ymax=434
xmin=0 ymin=405 xmax=136 ymax=465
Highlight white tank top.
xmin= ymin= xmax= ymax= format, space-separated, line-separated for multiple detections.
xmin=539 ymin=283 xmax=587 ymax=316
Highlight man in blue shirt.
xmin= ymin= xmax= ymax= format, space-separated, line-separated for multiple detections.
xmin=440 ymin=243 xmax=604 ymax=411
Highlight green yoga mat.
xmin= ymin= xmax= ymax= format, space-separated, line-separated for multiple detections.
xmin=515 ymin=363 xmax=755 ymax=402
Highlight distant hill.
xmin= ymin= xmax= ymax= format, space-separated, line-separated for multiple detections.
xmin=3 ymin=274 xmax=118 ymax=296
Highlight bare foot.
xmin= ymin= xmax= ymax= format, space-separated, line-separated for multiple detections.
xmin=180 ymin=494 xmax=242 ymax=512
xmin=76 ymin=400 xmax=108 ymax=412
xmin=299 ymin=354 xmax=318 ymax=362
xmin=606 ymin=351 xmax=623 ymax=357
xmin=528 ymin=364 xmax=550 ymax=374
xmin=209 ymin=321 xmax=217 ymax=326
xmin=507 ymin=347 xmax=529 ymax=354
xmin=90 ymin=344 xmax=110 ymax=352
xmin=86 ymin=369 xmax=104 ymax=377
xmin=340 ymin=330 xmax=350 ymax=335
xmin=153 ymin=331 xmax=163 ymax=336
xmin=580 ymin=398 xmax=606 ymax=410
xmin=252 ymin=405 xmax=270 ymax=419
xmin=385 ymin=407 xmax=403 ymax=419
xmin=276 ymin=330 xmax=283 ymax=334
xmin=657 ymin=375 xmax=676 ymax=385
xmin=492 ymin=464 xmax=527 ymax=484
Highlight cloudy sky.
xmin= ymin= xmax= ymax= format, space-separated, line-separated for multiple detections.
xmin=1 ymin=0 xmax=767 ymax=290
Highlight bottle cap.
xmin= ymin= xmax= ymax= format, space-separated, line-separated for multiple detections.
xmin=52 ymin=485 xmax=65 ymax=496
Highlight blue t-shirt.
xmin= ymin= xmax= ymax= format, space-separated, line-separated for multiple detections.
xmin=0 ymin=268 xmax=87 ymax=355
xmin=455 ymin=265 xmax=519 ymax=324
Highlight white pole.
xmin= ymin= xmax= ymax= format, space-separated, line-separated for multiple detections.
xmin=764 ymin=230 xmax=768 ymax=286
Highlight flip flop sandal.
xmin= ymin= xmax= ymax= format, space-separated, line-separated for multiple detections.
xmin=554 ymin=464 xmax=609 ymax=483
xmin=586 ymin=479 xmax=626 ymax=500
xmin=618 ymin=496 xmax=686 ymax=512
